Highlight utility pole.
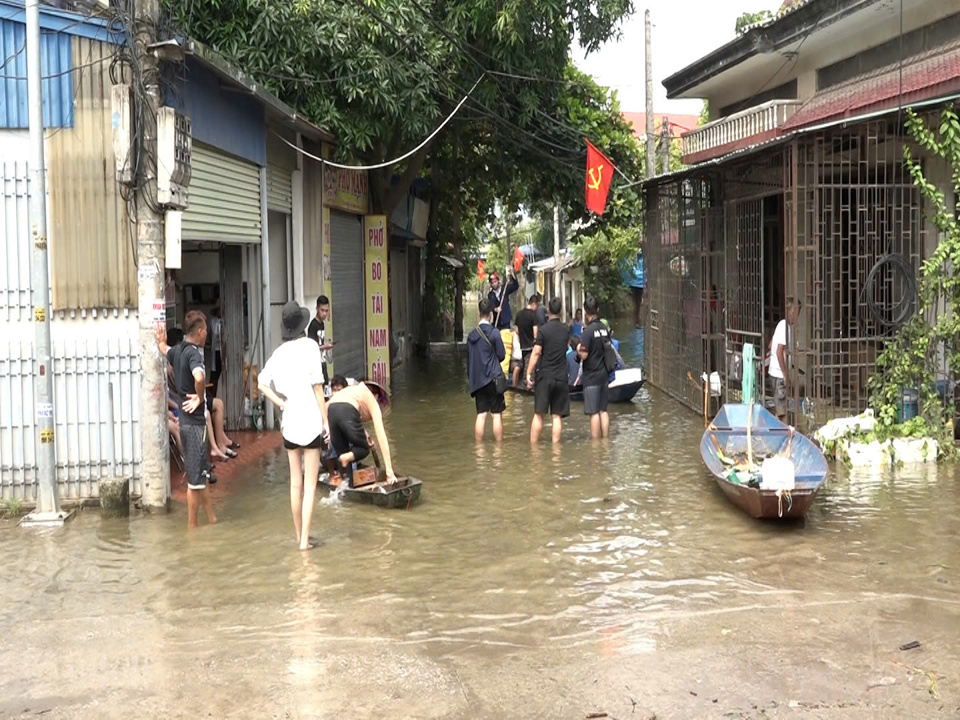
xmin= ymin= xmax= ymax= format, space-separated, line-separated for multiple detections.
xmin=136 ymin=0 xmax=170 ymax=510
xmin=21 ymin=0 xmax=69 ymax=527
xmin=661 ymin=115 xmax=671 ymax=174
xmin=645 ymin=9 xmax=655 ymax=180
xmin=553 ymin=205 xmax=560 ymax=260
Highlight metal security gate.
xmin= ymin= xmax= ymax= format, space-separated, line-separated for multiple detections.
xmin=330 ymin=211 xmax=365 ymax=378
xmin=220 ymin=246 xmax=246 ymax=430
xmin=725 ymin=199 xmax=764 ymax=403
xmin=183 ymin=143 xmax=261 ymax=243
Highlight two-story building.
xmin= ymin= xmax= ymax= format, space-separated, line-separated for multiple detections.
xmin=643 ymin=0 xmax=960 ymax=422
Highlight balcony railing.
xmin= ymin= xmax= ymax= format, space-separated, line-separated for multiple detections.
xmin=681 ymin=99 xmax=802 ymax=162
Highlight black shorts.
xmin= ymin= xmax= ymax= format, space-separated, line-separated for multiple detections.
xmin=283 ymin=433 xmax=325 ymax=450
xmin=473 ymin=381 xmax=506 ymax=415
xmin=534 ymin=376 xmax=570 ymax=417
xmin=328 ymin=402 xmax=370 ymax=463
xmin=583 ymin=383 xmax=609 ymax=415
xmin=181 ymin=422 xmax=209 ymax=490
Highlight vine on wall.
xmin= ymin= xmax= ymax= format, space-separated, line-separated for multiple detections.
xmin=868 ymin=105 xmax=960 ymax=445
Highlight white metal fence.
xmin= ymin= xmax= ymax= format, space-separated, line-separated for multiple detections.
xmin=1 ymin=159 xmax=142 ymax=501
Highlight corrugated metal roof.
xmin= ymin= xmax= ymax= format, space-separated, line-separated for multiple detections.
xmin=0 ymin=17 xmax=76 ymax=128
xmin=782 ymin=39 xmax=960 ymax=131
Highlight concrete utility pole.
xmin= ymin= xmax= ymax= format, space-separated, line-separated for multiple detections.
xmin=645 ymin=9 xmax=655 ymax=180
xmin=21 ymin=0 xmax=69 ymax=527
xmin=553 ymin=205 xmax=560 ymax=260
xmin=661 ymin=115 xmax=671 ymax=174
xmin=136 ymin=0 xmax=170 ymax=510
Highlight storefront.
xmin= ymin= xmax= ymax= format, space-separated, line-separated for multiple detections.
xmin=323 ymin=166 xmax=369 ymax=379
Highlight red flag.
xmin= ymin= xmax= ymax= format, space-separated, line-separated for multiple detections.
xmin=513 ymin=246 xmax=525 ymax=272
xmin=585 ymin=140 xmax=615 ymax=215
xmin=477 ymin=258 xmax=486 ymax=282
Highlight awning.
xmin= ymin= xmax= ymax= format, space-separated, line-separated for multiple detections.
xmin=782 ymin=40 xmax=960 ymax=132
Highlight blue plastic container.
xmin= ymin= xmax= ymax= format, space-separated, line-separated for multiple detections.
xmin=898 ymin=389 xmax=919 ymax=422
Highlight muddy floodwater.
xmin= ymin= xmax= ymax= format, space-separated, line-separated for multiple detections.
xmin=2 ymin=328 xmax=960 ymax=719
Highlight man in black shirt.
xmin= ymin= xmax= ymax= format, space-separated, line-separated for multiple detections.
xmin=513 ymin=293 xmax=541 ymax=384
xmin=157 ymin=310 xmax=217 ymax=528
xmin=525 ymin=297 xmax=571 ymax=443
xmin=578 ymin=295 xmax=611 ymax=439
xmin=307 ymin=295 xmax=334 ymax=395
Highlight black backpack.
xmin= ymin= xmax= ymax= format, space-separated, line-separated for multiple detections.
xmin=590 ymin=321 xmax=618 ymax=373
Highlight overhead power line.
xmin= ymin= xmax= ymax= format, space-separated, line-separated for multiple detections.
xmin=273 ymin=73 xmax=485 ymax=171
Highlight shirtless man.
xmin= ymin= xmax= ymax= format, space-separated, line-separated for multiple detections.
xmin=327 ymin=376 xmax=397 ymax=487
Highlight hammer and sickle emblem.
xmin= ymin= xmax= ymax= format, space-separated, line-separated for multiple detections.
xmin=587 ymin=164 xmax=604 ymax=190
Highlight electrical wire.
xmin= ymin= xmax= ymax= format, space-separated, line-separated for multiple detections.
xmin=272 ymin=72 xmax=486 ymax=171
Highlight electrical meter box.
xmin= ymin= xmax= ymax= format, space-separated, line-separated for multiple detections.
xmin=111 ymin=84 xmax=133 ymax=186
xmin=157 ymin=107 xmax=192 ymax=209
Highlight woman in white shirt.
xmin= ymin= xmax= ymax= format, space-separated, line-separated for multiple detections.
xmin=259 ymin=302 xmax=328 ymax=551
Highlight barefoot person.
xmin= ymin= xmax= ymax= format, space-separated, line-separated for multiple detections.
xmin=327 ymin=376 xmax=397 ymax=487
xmin=578 ymin=296 xmax=612 ymax=439
xmin=157 ymin=312 xmax=217 ymax=528
xmin=467 ymin=298 xmax=506 ymax=442
xmin=259 ymin=301 xmax=329 ymax=551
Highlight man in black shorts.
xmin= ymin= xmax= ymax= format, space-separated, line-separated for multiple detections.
xmin=157 ymin=311 xmax=217 ymax=528
xmin=467 ymin=298 xmax=506 ymax=441
xmin=525 ymin=297 xmax=571 ymax=443
xmin=578 ymin=295 xmax=611 ymax=439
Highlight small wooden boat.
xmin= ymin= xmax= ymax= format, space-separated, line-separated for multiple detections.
xmin=318 ymin=466 xmax=422 ymax=509
xmin=570 ymin=367 xmax=645 ymax=404
xmin=699 ymin=404 xmax=828 ymax=519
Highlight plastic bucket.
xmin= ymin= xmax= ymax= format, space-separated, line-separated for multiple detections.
xmin=898 ymin=389 xmax=919 ymax=423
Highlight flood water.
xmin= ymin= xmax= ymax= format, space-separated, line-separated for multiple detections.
xmin=2 ymin=328 xmax=960 ymax=719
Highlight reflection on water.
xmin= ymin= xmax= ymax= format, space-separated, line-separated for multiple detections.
xmin=1 ymin=324 xmax=959 ymax=712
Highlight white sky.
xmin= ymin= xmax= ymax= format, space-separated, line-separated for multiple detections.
xmin=575 ymin=2 xmax=782 ymax=116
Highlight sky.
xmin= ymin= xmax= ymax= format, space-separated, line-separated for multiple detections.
xmin=575 ymin=1 xmax=782 ymax=117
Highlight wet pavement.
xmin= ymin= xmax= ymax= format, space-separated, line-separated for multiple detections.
xmin=2 ymin=328 xmax=960 ymax=718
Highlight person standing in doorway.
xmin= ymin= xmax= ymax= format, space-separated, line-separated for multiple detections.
xmin=570 ymin=309 xmax=584 ymax=337
xmin=208 ymin=306 xmax=224 ymax=400
xmin=259 ymin=301 xmax=328 ymax=551
xmin=307 ymin=295 xmax=334 ymax=395
xmin=525 ymin=297 xmax=571 ymax=443
xmin=488 ymin=270 xmax=520 ymax=330
xmin=467 ymin=299 xmax=506 ymax=441
xmin=769 ymin=297 xmax=801 ymax=420
xmin=578 ymin=296 xmax=611 ymax=439
xmin=157 ymin=311 xmax=217 ymax=528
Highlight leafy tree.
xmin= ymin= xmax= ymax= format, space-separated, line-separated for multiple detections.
xmin=698 ymin=100 xmax=710 ymax=126
xmin=735 ymin=10 xmax=772 ymax=34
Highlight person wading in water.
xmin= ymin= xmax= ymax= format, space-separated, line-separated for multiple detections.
xmin=525 ymin=297 xmax=571 ymax=443
xmin=259 ymin=301 xmax=328 ymax=551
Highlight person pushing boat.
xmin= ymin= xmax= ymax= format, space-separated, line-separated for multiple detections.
xmin=327 ymin=376 xmax=397 ymax=487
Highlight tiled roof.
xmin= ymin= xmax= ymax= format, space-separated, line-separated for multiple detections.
xmin=622 ymin=112 xmax=701 ymax=139
xmin=781 ymin=40 xmax=960 ymax=131
xmin=740 ymin=0 xmax=815 ymax=33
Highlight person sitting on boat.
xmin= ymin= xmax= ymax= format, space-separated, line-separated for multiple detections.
xmin=327 ymin=375 xmax=397 ymax=488
xmin=566 ymin=333 xmax=582 ymax=386
xmin=769 ymin=297 xmax=801 ymax=420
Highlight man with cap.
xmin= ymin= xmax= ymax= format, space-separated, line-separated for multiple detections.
xmin=259 ymin=301 xmax=329 ymax=551
xmin=487 ymin=270 xmax=520 ymax=330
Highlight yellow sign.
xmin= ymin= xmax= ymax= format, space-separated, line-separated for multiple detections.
xmin=34 ymin=307 xmax=46 ymax=322
xmin=323 ymin=165 xmax=369 ymax=214
xmin=40 ymin=428 xmax=54 ymax=444
xmin=364 ymin=215 xmax=390 ymax=388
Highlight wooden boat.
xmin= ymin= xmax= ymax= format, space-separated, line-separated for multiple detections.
xmin=569 ymin=367 xmax=645 ymax=404
xmin=318 ymin=466 xmax=422 ymax=509
xmin=699 ymin=404 xmax=828 ymax=519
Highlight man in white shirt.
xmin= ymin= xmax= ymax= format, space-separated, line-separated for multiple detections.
xmin=769 ymin=297 xmax=801 ymax=419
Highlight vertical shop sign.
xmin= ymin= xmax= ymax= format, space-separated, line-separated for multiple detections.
xmin=364 ymin=216 xmax=390 ymax=388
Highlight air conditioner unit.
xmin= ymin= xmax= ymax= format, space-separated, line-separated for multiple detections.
xmin=156 ymin=106 xmax=192 ymax=209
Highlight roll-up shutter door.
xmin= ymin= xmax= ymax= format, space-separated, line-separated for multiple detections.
xmin=330 ymin=211 xmax=365 ymax=379
xmin=266 ymin=162 xmax=292 ymax=213
xmin=183 ymin=143 xmax=261 ymax=242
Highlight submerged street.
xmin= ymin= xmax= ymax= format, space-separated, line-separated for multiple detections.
xmin=2 ymin=334 xmax=960 ymax=718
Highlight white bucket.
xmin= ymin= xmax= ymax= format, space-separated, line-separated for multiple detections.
xmin=760 ymin=456 xmax=796 ymax=491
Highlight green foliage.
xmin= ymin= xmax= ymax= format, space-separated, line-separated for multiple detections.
xmin=698 ymin=100 xmax=710 ymax=127
xmin=0 ymin=498 xmax=23 ymax=518
xmin=735 ymin=10 xmax=773 ymax=34
xmin=868 ymin=104 xmax=960 ymax=448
